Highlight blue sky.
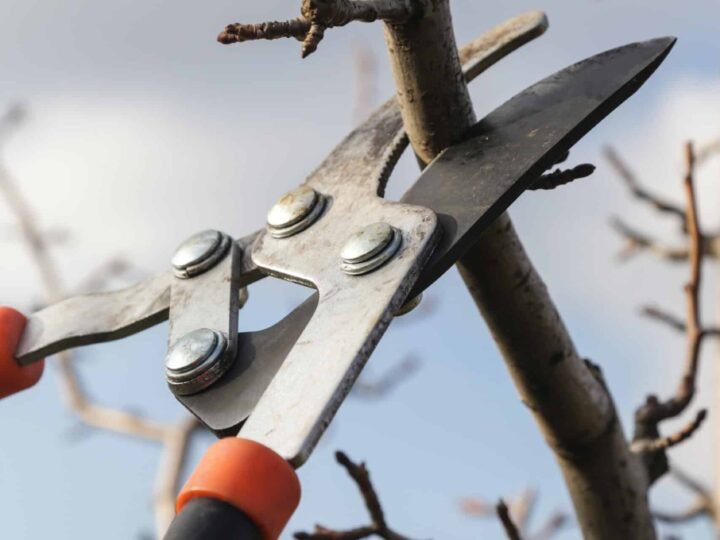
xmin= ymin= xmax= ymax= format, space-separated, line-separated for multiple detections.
xmin=1 ymin=1 xmax=719 ymax=538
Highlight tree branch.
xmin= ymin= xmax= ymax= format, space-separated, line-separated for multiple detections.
xmin=636 ymin=143 xmax=704 ymax=424
xmin=219 ymin=0 xmax=430 ymax=58
xmin=611 ymin=217 xmax=689 ymax=262
xmin=605 ymin=146 xmax=688 ymax=232
xmin=294 ymin=451 xmax=411 ymax=540
xmin=497 ymin=499 xmax=523 ymax=540
xmin=654 ymin=499 xmax=710 ymax=524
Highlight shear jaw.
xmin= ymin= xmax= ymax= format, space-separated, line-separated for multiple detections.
xmin=166 ymin=230 xmax=242 ymax=397
xmin=243 ymin=183 xmax=439 ymax=467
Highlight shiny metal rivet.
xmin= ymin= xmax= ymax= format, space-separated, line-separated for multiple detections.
xmin=172 ymin=230 xmax=231 ymax=279
xmin=266 ymin=186 xmax=325 ymax=239
xmin=340 ymin=222 xmax=402 ymax=276
xmin=165 ymin=328 xmax=232 ymax=396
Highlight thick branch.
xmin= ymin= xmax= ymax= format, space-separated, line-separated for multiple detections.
xmin=379 ymin=2 xmax=658 ymax=537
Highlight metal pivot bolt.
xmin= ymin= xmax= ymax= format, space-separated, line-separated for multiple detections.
xmin=165 ymin=328 xmax=232 ymax=396
xmin=340 ymin=222 xmax=402 ymax=276
xmin=172 ymin=230 xmax=231 ymax=279
xmin=266 ymin=185 xmax=325 ymax=239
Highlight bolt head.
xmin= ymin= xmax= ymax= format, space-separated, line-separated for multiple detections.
xmin=165 ymin=328 xmax=230 ymax=395
xmin=341 ymin=222 xmax=394 ymax=264
xmin=340 ymin=222 xmax=402 ymax=276
xmin=172 ymin=230 xmax=230 ymax=278
xmin=165 ymin=328 xmax=220 ymax=374
xmin=267 ymin=186 xmax=319 ymax=231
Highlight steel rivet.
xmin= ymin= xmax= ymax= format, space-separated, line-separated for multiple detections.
xmin=266 ymin=186 xmax=325 ymax=239
xmin=165 ymin=328 xmax=232 ymax=396
xmin=172 ymin=230 xmax=231 ymax=279
xmin=340 ymin=222 xmax=402 ymax=276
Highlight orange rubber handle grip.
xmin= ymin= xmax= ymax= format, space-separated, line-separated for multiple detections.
xmin=177 ymin=438 xmax=301 ymax=540
xmin=0 ymin=307 xmax=44 ymax=399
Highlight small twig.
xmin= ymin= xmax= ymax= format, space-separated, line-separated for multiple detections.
xmin=497 ymin=499 xmax=523 ymax=540
xmin=642 ymin=306 xmax=720 ymax=337
xmin=460 ymin=491 xmax=566 ymax=539
xmin=654 ymin=499 xmax=711 ymax=523
xmin=531 ymin=513 xmax=568 ymax=540
xmin=219 ymin=0 xmax=429 ymax=57
xmin=530 ymin=163 xmax=595 ymax=191
xmin=636 ymin=143 xmax=703 ymax=423
xmin=696 ymin=136 xmax=720 ymax=164
xmin=670 ymin=465 xmax=713 ymax=500
xmin=605 ymin=146 xmax=687 ymax=232
xmin=611 ymin=218 xmax=689 ymax=262
xmin=352 ymin=356 xmax=420 ymax=399
xmin=631 ymin=409 xmax=707 ymax=453
xmin=294 ymin=451 xmax=411 ymax=540
xmin=630 ymin=142 xmax=712 ymax=487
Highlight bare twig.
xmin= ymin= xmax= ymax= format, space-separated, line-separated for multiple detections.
xmin=605 ymin=146 xmax=688 ymax=231
xmin=630 ymin=142 xmax=712 ymax=487
xmin=497 ymin=500 xmax=523 ymax=540
xmin=352 ymin=356 xmax=420 ymax=399
xmin=637 ymin=143 xmax=703 ymax=423
xmin=219 ymin=0 xmax=430 ymax=58
xmin=642 ymin=306 xmax=720 ymax=337
xmin=671 ymin=465 xmax=713 ymax=500
xmin=0 ymin=106 xmax=200 ymax=538
xmin=696 ymin=136 xmax=720 ymax=164
xmin=654 ymin=499 xmax=710 ymax=524
xmin=631 ymin=409 xmax=707 ymax=453
xmin=530 ymin=163 xmax=595 ymax=191
xmin=294 ymin=451 xmax=411 ymax=540
xmin=460 ymin=490 xmax=566 ymax=540
xmin=611 ymin=218 xmax=689 ymax=262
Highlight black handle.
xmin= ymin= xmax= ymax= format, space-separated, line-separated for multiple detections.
xmin=164 ymin=497 xmax=264 ymax=540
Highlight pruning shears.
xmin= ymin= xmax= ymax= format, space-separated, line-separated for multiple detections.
xmin=0 ymin=37 xmax=674 ymax=539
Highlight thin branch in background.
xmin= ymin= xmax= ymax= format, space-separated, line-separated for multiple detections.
xmin=696 ymin=136 xmax=720 ymax=164
xmin=630 ymin=142 xmax=712 ymax=488
xmin=631 ymin=409 xmax=707 ymax=453
xmin=497 ymin=499 xmax=523 ymax=540
xmin=219 ymin=0 xmax=429 ymax=58
xmin=294 ymin=451 xmax=412 ymax=540
xmin=604 ymin=146 xmax=688 ymax=232
xmin=642 ymin=306 xmax=720 ymax=338
xmin=637 ymin=143 xmax=703 ymax=423
xmin=654 ymin=499 xmax=711 ymax=524
xmin=460 ymin=490 xmax=567 ymax=540
xmin=352 ymin=355 xmax=421 ymax=399
xmin=610 ymin=217 xmax=689 ymax=262
xmin=0 ymin=105 xmax=200 ymax=538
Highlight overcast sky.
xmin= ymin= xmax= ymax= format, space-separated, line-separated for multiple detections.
xmin=1 ymin=1 xmax=719 ymax=539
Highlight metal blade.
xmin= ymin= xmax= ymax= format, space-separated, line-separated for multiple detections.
xmin=405 ymin=36 xmax=676 ymax=297
xmin=12 ymin=12 xmax=549 ymax=365
xmin=16 ymin=232 xmax=261 ymax=364
xmin=176 ymin=36 xmax=676 ymax=441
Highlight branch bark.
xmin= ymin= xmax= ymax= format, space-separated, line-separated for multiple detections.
xmin=381 ymin=3 xmax=656 ymax=538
